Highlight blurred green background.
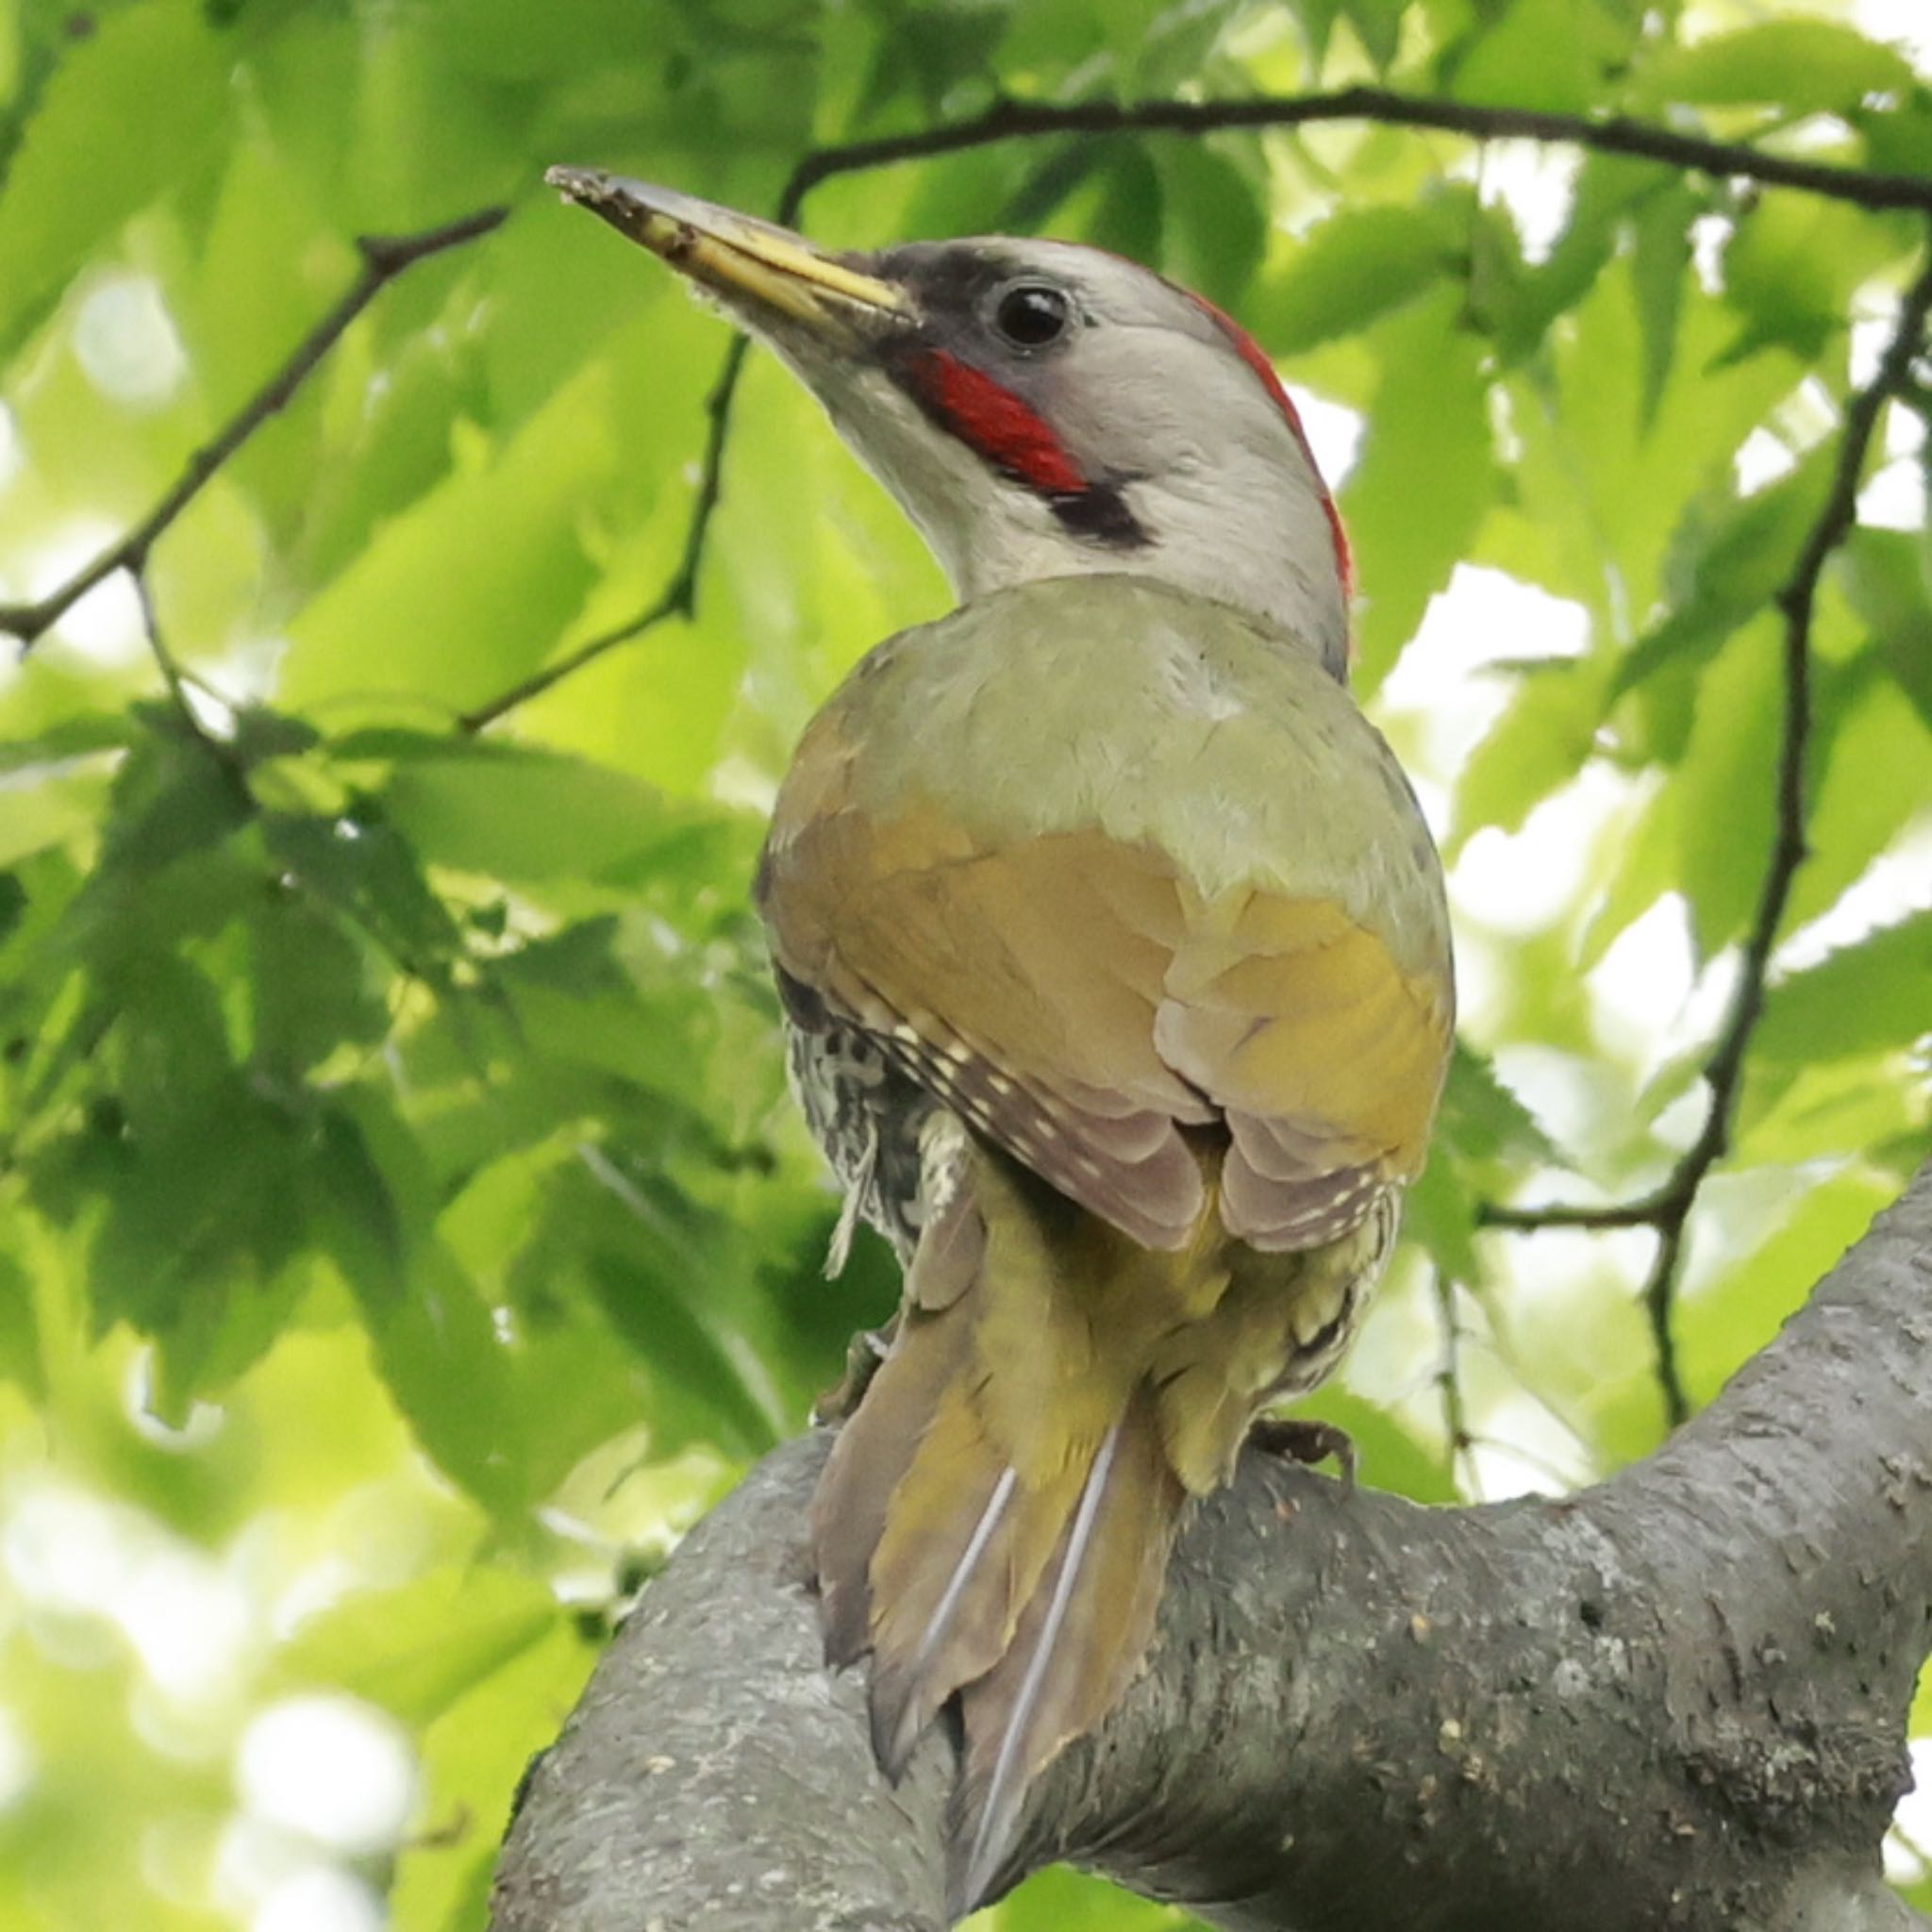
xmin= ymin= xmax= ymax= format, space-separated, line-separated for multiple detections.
xmin=1 ymin=0 xmax=1929 ymax=1925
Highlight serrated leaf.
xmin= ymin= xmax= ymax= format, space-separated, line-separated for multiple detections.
xmin=363 ymin=1241 xmax=523 ymax=1514
xmin=1679 ymin=1168 xmax=1898 ymax=1407
xmin=308 ymin=1104 xmax=409 ymax=1308
xmin=1498 ymin=155 xmax=1671 ymax=363
xmin=1452 ymin=655 xmax=1612 ymax=856
xmin=1756 ymin=911 xmax=1932 ymax=1069
xmin=1439 ymin=1041 xmax=1559 ymax=1167
xmin=1612 ymin=444 xmax=1836 ymax=702
xmin=1578 ymin=778 xmax=1677 ymax=969
xmin=260 ymin=809 xmax=465 ymax=981
xmin=1401 ymin=1154 xmax=1480 ymax=1284
xmin=1344 ymin=291 xmax=1500 ymax=689
xmin=248 ymin=889 xmax=388 ymax=1079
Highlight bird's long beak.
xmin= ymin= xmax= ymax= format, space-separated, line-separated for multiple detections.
xmin=544 ymin=168 xmax=909 ymax=339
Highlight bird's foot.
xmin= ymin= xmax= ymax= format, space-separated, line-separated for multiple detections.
xmin=812 ymin=1318 xmax=898 ymax=1425
xmin=1249 ymin=1416 xmax=1357 ymax=1491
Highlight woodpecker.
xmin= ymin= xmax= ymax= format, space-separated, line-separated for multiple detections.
xmin=550 ymin=169 xmax=1455 ymax=1912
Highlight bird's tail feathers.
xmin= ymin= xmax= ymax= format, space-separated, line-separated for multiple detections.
xmin=810 ymin=1156 xmax=1189 ymax=1917
xmin=952 ymin=1385 xmax=1181 ymax=1912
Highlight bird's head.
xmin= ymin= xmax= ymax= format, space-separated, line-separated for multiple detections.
xmin=550 ymin=170 xmax=1350 ymax=677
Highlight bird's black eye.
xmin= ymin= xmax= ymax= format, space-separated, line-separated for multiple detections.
xmin=991 ymin=283 xmax=1073 ymax=349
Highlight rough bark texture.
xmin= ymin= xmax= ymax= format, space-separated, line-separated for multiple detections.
xmin=491 ymin=1161 xmax=1932 ymax=1931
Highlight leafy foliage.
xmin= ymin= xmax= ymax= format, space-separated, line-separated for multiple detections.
xmin=0 ymin=1 xmax=1928 ymax=1926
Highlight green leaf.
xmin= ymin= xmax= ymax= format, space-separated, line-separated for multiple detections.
xmin=1438 ymin=1042 xmax=1558 ymax=1167
xmin=0 ymin=1246 xmax=43 ymax=1397
xmin=1680 ymin=1169 xmax=1898 ymax=1406
xmin=1156 ymin=142 xmax=1267 ymax=310
xmin=1250 ymin=203 xmax=1455 ymax=357
xmin=1789 ymin=668 xmax=1932 ymax=931
xmin=1613 ymin=443 xmax=1836 ymax=707
xmin=1451 ymin=655 xmax=1612 ymax=856
xmin=1720 ymin=198 xmax=1907 ymax=363
xmin=1642 ymin=21 xmax=1913 ymax=114
xmin=1344 ymin=290 xmax=1500 ymax=689
xmin=1629 ymin=182 xmax=1698 ymax=426
xmin=1403 ymin=1152 xmax=1480 ymax=1283
xmin=1340 ymin=0 xmax=1404 ymax=68
xmin=307 ymin=1104 xmax=409 ymax=1309
xmin=0 ymin=0 xmax=232 ymax=359
xmin=1451 ymin=0 xmax=1597 ymax=111
xmin=277 ymin=358 xmax=618 ymax=718
xmin=1755 ymin=911 xmax=1932 ymax=1070
xmin=1497 ymin=154 xmax=1671 ymax=363
xmin=374 ymin=741 xmax=691 ymax=884
xmin=1674 ymin=614 xmax=1781 ymax=959
xmin=362 ymin=1241 xmax=525 ymax=1515
xmin=0 ymin=711 xmax=136 ymax=775
xmin=278 ymin=1566 xmax=560 ymax=1724
xmin=260 ymin=809 xmax=466 ymax=982
xmin=1840 ymin=525 xmax=1932 ymax=730
xmin=248 ymin=889 xmax=389 ymax=1079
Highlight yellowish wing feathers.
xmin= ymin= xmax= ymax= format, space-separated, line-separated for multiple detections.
xmin=763 ymin=802 xmax=1448 ymax=1251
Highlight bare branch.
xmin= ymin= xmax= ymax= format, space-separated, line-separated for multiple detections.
xmin=0 ymin=206 xmax=508 ymax=654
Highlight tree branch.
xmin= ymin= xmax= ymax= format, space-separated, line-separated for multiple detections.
xmin=0 ymin=206 xmax=507 ymax=654
xmin=1483 ymin=231 xmax=1932 ymax=1425
xmin=779 ymin=87 xmax=1932 ymax=218
xmin=491 ymin=1161 xmax=1932 ymax=1932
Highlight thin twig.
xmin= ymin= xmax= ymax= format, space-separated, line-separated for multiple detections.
xmin=0 ymin=207 xmax=508 ymax=653
xmin=781 ymin=87 xmax=1932 ymax=217
xmin=1431 ymin=1272 xmax=1474 ymax=1492
xmin=130 ymin=572 xmax=251 ymax=802
xmin=458 ymin=336 xmax=749 ymax=732
xmin=1486 ymin=235 xmax=1932 ymax=1426
xmin=1478 ymin=1195 xmax=1670 ymax=1232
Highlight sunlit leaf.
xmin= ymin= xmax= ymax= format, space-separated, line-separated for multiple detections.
xmin=1641 ymin=20 xmax=1913 ymax=113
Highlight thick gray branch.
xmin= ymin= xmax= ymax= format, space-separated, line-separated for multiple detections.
xmin=491 ymin=1163 xmax=1932 ymax=1931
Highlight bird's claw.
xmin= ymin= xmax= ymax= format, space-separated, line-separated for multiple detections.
xmin=1249 ymin=1416 xmax=1357 ymax=1491
xmin=812 ymin=1317 xmax=898 ymax=1424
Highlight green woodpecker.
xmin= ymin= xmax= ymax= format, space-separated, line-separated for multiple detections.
xmin=550 ymin=169 xmax=1455 ymax=1911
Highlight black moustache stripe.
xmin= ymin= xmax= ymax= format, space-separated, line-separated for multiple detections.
xmin=1047 ymin=484 xmax=1150 ymax=548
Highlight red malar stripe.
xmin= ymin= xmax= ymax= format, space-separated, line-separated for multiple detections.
xmin=909 ymin=349 xmax=1089 ymax=495
xmin=1186 ymin=294 xmax=1354 ymax=595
